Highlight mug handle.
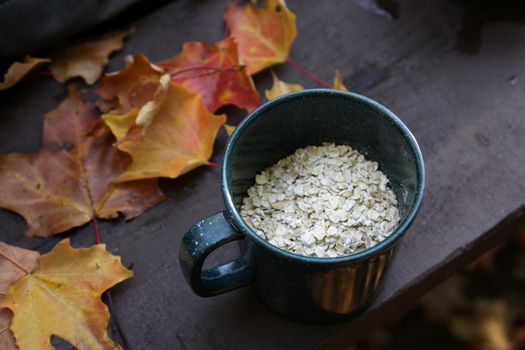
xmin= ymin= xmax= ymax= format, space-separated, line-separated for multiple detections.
xmin=179 ymin=212 xmax=255 ymax=296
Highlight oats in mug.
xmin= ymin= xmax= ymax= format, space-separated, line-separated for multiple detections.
xmin=240 ymin=143 xmax=400 ymax=258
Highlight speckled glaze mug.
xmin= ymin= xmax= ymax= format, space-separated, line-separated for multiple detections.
xmin=179 ymin=89 xmax=425 ymax=322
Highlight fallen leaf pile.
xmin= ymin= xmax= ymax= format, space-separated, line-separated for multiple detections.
xmin=0 ymin=0 xmax=307 ymax=257
xmin=0 ymin=239 xmax=132 ymax=350
xmin=0 ymin=0 xmax=352 ymax=348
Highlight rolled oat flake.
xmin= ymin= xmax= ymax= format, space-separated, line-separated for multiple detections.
xmin=240 ymin=143 xmax=400 ymax=258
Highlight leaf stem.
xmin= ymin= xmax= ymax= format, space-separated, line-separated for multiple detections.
xmin=92 ymin=218 xmax=101 ymax=245
xmin=170 ymin=65 xmax=244 ymax=80
xmin=286 ymin=57 xmax=332 ymax=88
xmin=0 ymin=249 xmax=30 ymax=274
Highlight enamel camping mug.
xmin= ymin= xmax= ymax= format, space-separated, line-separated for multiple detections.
xmin=179 ymin=89 xmax=425 ymax=322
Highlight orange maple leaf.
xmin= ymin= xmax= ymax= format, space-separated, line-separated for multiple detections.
xmin=103 ymin=81 xmax=226 ymax=182
xmin=158 ymin=37 xmax=260 ymax=112
xmin=225 ymin=0 xmax=297 ymax=75
xmin=1 ymin=239 xmax=132 ymax=350
xmin=97 ymin=54 xmax=164 ymax=113
xmin=0 ymin=88 xmax=165 ymax=237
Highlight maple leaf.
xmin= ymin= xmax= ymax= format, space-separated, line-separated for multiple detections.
xmin=1 ymin=239 xmax=133 ymax=350
xmin=333 ymin=70 xmax=348 ymax=90
xmin=265 ymin=71 xmax=303 ymax=99
xmin=103 ymin=81 xmax=226 ymax=182
xmin=225 ymin=0 xmax=297 ymax=75
xmin=0 ymin=242 xmax=39 ymax=350
xmin=49 ymin=29 xmax=133 ymax=85
xmin=0 ymin=56 xmax=50 ymax=91
xmin=97 ymin=54 xmax=164 ymax=113
xmin=158 ymin=37 xmax=260 ymax=112
xmin=0 ymin=88 xmax=165 ymax=237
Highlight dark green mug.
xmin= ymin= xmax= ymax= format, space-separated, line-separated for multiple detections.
xmin=179 ymin=89 xmax=425 ymax=322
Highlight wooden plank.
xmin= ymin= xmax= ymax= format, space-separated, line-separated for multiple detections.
xmin=1 ymin=0 xmax=524 ymax=349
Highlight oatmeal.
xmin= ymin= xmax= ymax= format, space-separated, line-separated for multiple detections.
xmin=240 ymin=143 xmax=400 ymax=257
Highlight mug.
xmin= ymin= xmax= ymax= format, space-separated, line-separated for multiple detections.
xmin=179 ymin=89 xmax=425 ymax=322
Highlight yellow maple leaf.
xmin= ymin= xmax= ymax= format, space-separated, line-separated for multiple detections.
xmin=0 ymin=242 xmax=39 ymax=350
xmin=1 ymin=239 xmax=133 ymax=350
xmin=265 ymin=71 xmax=304 ymax=99
xmin=49 ymin=29 xmax=133 ymax=85
xmin=0 ymin=56 xmax=50 ymax=91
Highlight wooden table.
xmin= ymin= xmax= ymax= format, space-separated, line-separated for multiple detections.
xmin=1 ymin=0 xmax=525 ymax=349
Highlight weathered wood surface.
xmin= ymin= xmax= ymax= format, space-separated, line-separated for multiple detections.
xmin=1 ymin=0 xmax=525 ymax=349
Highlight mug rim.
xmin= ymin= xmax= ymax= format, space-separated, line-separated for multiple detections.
xmin=221 ymin=88 xmax=425 ymax=264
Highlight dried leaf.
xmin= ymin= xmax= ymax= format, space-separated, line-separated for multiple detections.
xmin=0 ymin=88 xmax=165 ymax=237
xmin=49 ymin=29 xmax=133 ymax=85
xmin=103 ymin=81 xmax=226 ymax=182
xmin=1 ymin=239 xmax=133 ymax=350
xmin=97 ymin=54 xmax=164 ymax=113
xmin=225 ymin=0 xmax=297 ymax=75
xmin=0 ymin=242 xmax=39 ymax=350
xmin=158 ymin=37 xmax=260 ymax=112
xmin=224 ymin=124 xmax=236 ymax=136
xmin=333 ymin=70 xmax=348 ymax=90
xmin=265 ymin=71 xmax=303 ymax=99
xmin=0 ymin=56 xmax=50 ymax=91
